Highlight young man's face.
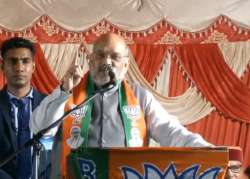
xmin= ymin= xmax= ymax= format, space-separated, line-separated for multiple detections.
xmin=2 ymin=47 xmax=35 ymax=89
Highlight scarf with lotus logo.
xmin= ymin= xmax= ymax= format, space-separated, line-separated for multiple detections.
xmin=60 ymin=74 xmax=148 ymax=178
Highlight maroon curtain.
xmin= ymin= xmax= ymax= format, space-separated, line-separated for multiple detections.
xmin=168 ymin=57 xmax=190 ymax=96
xmin=174 ymin=44 xmax=250 ymax=123
xmin=169 ymin=43 xmax=250 ymax=167
xmin=0 ymin=63 xmax=6 ymax=89
xmin=31 ymin=43 xmax=59 ymax=94
xmin=187 ymin=112 xmax=250 ymax=167
xmin=129 ymin=44 xmax=167 ymax=84
xmin=187 ymin=67 xmax=250 ymax=167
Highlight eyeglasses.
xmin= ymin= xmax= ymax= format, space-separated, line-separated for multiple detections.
xmin=94 ymin=51 xmax=128 ymax=62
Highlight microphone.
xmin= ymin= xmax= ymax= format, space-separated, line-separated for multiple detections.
xmin=101 ymin=64 xmax=116 ymax=85
xmin=107 ymin=65 xmax=116 ymax=83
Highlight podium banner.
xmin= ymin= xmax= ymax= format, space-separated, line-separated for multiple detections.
xmin=68 ymin=147 xmax=228 ymax=179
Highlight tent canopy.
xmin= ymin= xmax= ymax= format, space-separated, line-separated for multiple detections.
xmin=0 ymin=0 xmax=250 ymax=31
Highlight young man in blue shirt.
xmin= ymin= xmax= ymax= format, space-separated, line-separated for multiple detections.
xmin=0 ymin=37 xmax=52 ymax=179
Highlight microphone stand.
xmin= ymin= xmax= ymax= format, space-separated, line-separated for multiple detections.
xmin=0 ymin=81 xmax=116 ymax=179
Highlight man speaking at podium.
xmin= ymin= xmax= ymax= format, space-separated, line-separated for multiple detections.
xmin=30 ymin=33 xmax=212 ymax=178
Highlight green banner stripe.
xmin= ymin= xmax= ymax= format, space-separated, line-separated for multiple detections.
xmin=81 ymin=76 xmax=94 ymax=147
xmin=119 ymin=82 xmax=132 ymax=147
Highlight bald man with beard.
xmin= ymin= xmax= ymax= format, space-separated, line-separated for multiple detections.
xmin=30 ymin=33 xmax=212 ymax=178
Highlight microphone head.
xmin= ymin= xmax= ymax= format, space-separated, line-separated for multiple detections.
xmin=107 ymin=66 xmax=116 ymax=82
xmin=100 ymin=64 xmax=116 ymax=85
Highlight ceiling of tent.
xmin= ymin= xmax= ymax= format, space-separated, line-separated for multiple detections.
xmin=0 ymin=0 xmax=250 ymax=31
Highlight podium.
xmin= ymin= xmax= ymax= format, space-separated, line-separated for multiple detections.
xmin=68 ymin=147 xmax=228 ymax=179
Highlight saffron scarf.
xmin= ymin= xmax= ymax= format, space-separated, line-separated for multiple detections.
xmin=60 ymin=74 xmax=148 ymax=178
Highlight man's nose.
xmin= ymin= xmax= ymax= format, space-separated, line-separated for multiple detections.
xmin=14 ymin=61 xmax=24 ymax=71
xmin=103 ymin=55 xmax=112 ymax=65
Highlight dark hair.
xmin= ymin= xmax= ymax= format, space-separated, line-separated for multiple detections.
xmin=1 ymin=37 xmax=35 ymax=59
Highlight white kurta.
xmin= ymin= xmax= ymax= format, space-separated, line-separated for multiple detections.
xmin=30 ymin=82 xmax=212 ymax=147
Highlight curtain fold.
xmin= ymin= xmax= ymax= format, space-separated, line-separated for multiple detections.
xmin=168 ymin=57 xmax=190 ymax=97
xmin=129 ymin=44 xmax=167 ymax=84
xmin=127 ymin=49 xmax=214 ymax=125
xmin=187 ymin=111 xmax=250 ymax=167
xmin=174 ymin=43 xmax=250 ymax=123
xmin=169 ymin=43 xmax=250 ymax=167
xmin=0 ymin=58 xmax=4 ymax=89
xmin=41 ymin=43 xmax=82 ymax=80
xmin=218 ymin=42 xmax=250 ymax=77
xmin=31 ymin=43 xmax=59 ymax=94
xmin=153 ymin=53 xmax=172 ymax=97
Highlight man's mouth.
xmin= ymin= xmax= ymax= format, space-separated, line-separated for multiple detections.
xmin=100 ymin=64 xmax=113 ymax=71
xmin=12 ymin=75 xmax=25 ymax=79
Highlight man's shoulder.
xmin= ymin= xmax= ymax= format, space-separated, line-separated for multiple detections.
xmin=32 ymin=88 xmax=47 ymax=98
xmin=0 ymin=89 xmax=9 ymax=119
xmin=0 ymin=88 xmax=9 ymax=105
xmin=126 ymin=81 xmax=153 ymax=100
xmin=129 ymin=82 xmax=150 ymax=95
xmin=32 ymin=87 xmax=48 ymax=109
xmin=0 ymin=88 xmax=7 ymax=97
xmin=125 ymin=81 xmax=157 ymax=113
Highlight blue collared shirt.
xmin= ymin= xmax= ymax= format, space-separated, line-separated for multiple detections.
xmin=7 ymin=88 xmax=53 ymax=150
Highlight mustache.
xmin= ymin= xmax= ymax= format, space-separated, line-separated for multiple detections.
xmin=98 ymin=64 xmax=116 ymax=83
xmin=99 ymin=64 xmax=112 ymax=72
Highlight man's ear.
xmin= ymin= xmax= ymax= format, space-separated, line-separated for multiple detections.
xmin=124 ymin=58 xmax=130 ymax=68
xmin=32 ymin=60 xmax=36 ymax=72
xmin=86 ymin=54 xmax=90 ymax=64
xmin=87 ymin=53 xmax=94 ymax=64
